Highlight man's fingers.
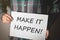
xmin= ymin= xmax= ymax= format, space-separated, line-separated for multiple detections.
xmin=2 ymin=14 xmax=13 ymax=23
xmin=5 ymin=16 xmax=11 ymax=22
xmin=46 ymin=30 xmax=49 ymax=39
xmin=4 ymin=14 xmax=12 ymax=21
xmin=2 ymin=15 xmax=11 ymax=23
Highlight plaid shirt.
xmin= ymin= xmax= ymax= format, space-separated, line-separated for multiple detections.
xmin=10 ymin=0 xmax=47 ymax=40
xmin=10 ymin=0 xmax=59 ymax=40
xmin=11 ymin=0 xmax=47 ymax=13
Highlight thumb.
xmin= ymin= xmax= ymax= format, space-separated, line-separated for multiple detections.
xmin=46 ymin=30 xmax=49 ymax=39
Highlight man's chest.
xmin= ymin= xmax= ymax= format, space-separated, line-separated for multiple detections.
xmin=11 ymin=0 xmax=47 ymax=13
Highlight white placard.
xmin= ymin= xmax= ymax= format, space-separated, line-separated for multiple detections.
xmin=10 ymin=11 xmax=48 ymax=40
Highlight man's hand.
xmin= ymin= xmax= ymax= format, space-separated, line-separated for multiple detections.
xmin=2 ymin=13 xmax=13 ymax=23
xmin=46 ymin=30 xmax=49 ymax=39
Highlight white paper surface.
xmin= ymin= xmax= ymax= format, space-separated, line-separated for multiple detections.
xmin=10 ymin=11 xmax=48 ymax=40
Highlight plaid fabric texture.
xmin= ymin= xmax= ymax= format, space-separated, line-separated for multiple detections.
xmin=11 ymin=0 xmax=47 ymax=13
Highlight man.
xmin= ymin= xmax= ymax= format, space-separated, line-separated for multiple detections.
xmin=0 ymin=0 xmax=59 ymax=40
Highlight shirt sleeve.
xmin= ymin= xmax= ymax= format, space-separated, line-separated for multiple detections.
xmin=0 ymin=3 xmax=3 ymax=21
xmin=47 ymin=0 xmax=59 ymax=13
xmin=0 ymin=2 xmax=7 ymax=21
xmin=47 ymin=0 xmax=59 ymax=30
